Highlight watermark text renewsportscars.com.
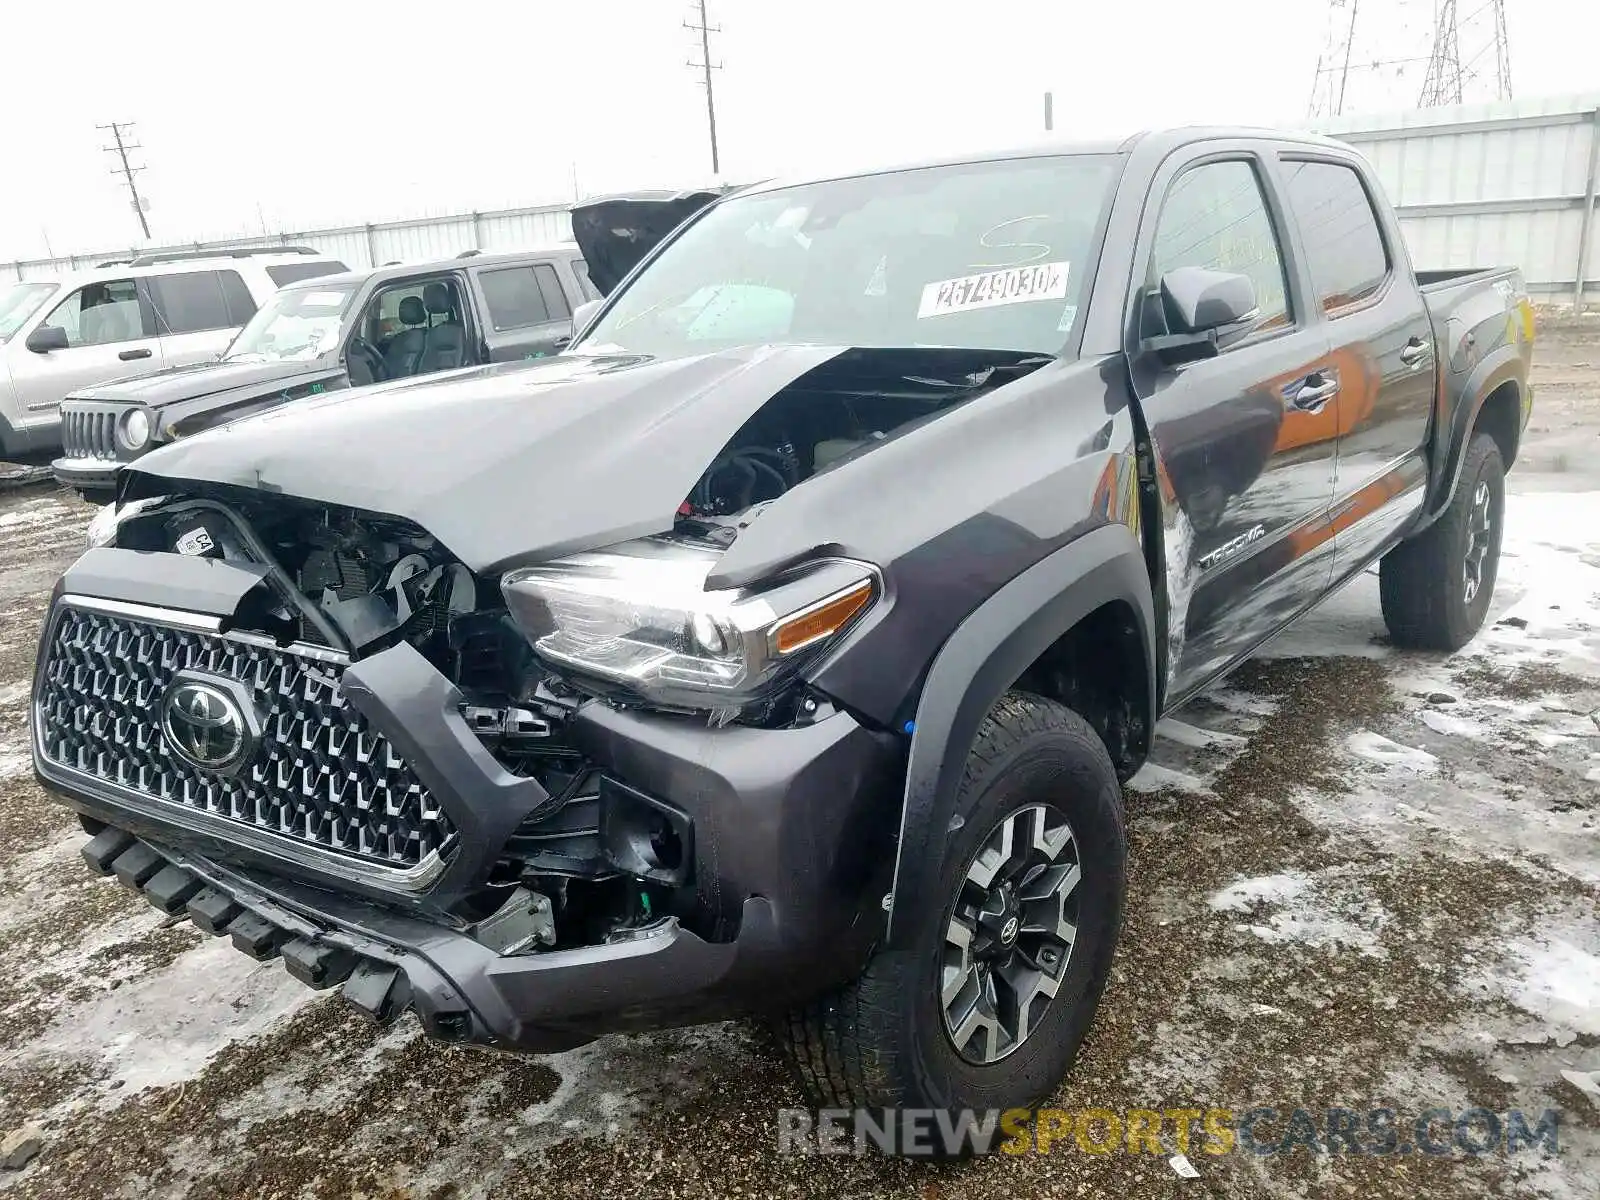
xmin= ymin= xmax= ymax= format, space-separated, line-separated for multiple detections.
xmin=776 ymin=1106 xmax=1563 ymax=1158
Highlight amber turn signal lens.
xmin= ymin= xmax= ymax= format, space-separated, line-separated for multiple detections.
xmin=772 ymin=579 xmax=874 ymax=655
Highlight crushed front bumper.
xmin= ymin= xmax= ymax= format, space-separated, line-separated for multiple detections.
xmin=33 ymin=557 xmax=903 ymax=1048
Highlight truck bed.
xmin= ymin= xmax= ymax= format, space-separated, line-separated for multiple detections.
xmin=1416 ymin=266 xmax=1519 ymax=294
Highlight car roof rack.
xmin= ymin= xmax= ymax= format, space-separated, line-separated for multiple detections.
xmin=123 ymin=245 xmax=323 ymax=267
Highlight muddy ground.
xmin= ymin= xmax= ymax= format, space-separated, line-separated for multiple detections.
xmin=0 ymin=320 xmax=1597 ymax=1199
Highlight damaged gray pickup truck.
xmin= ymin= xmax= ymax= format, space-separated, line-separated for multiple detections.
xmin=33 ymin=127 xmax=1533 ymax=1135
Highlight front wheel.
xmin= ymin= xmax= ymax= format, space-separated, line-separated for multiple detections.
xmin=772 ymin=691 xmax=1126 ymax=1139
xmin=1380 ymin=431 xmax=1506 ymax=651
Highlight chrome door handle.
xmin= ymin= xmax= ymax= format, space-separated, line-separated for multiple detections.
xmin=1399 ymin=338 xmax=1432 ymax=367
xmin=1289 ymin=372 xmax=1340 ymax=413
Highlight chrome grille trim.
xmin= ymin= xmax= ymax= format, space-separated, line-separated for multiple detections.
xmin=61 ymin=403 xmax=124 ymax=460
xmin=34 ymin=597 xmax=452 ymax=886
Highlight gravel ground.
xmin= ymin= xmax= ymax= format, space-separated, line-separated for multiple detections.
xmin=1 ymin=322 xmax=1597 ymax=1199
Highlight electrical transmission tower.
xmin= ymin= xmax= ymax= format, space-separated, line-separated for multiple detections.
xmin=1418 ymin=0 xmax=1465 ymax=106
xmin=1309 ymin=0 xmax=1513 ymax=117
xmin=98 ymin=120 xmax=151 ymax=239
xmin=685 ymin=0 xmax=722 ymax=176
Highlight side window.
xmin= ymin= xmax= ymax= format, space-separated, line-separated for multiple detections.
xmin=479 ymin=266 xmax=553 ymax=331
xmin=570 ymin=259 xmax=600 ymax=302
xmin=217 ymin=270 xmax=257 ymax=325
xmin=40 ymin=278 xmax=146 ymax=347
xmin=1280 ymin=159 xmax=1390 ymax=313
xmin=148 ymin=271 xmax=235 ymax=335
xmin=533 ymin=263 xmax=571 ymax=319
xmin=267 ymin=261 xmax=349 ymax=287
xmin=1149 ymin=160 xmax=1291 ymax=334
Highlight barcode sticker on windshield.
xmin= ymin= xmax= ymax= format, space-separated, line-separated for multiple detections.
xmin=917 ymin=261 xmax=1069 ymax=319
xmin=302 ymin=292 xmax=346 ymax=307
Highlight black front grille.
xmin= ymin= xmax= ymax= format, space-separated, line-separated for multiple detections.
xmin=61 ymin=408 xmax=118 ymax=459
xmin=36 ymin=605 xmax=454 ymax=869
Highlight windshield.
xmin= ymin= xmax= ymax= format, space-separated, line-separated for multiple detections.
xmin=0 ymin=282 xmax=58 ymax=342
xmin=223 ymin=283 xmax=357 ymax=362
xmin=576 ymin=154 xmax=1120 ymax=360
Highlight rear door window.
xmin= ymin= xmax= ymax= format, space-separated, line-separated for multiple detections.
xmin=148 ymin=271 xmax=236 ymax=335
xmin=533 ymin=262 xmax=571 ymax=319
xmin=40 ymin=278 xmax=148 ymax=346
xmin=570 ymin=259 xmax=600 ymax=301
xmin=479 ymin=266 xmax=554 ymax=331
xmin=1280 ymin=159 xmax=1391 ymax=313
xmin=217 ymin=270 xmax=258 ymax=325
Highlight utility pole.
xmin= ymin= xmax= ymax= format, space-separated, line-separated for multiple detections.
xmin=685 ymin=0 xmax=722 ymax=176
xmin=98 ymin=121 xmax=151 ymax=239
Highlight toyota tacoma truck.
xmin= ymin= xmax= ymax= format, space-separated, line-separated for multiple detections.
xmin=51 ymin=246 xmax=598 ymax=503
xmin=32 ymin=128 xmax=1533 ymax=1136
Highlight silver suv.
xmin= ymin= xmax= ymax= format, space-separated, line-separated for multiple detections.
xmin=0 ymin=247 xmax=346 ymax=457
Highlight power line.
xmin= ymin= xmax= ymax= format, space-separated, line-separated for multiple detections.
xmin=97 ymin=120 xmax=151 ymax=240
xmin=684 ymin=0 xmax=722 ymax=176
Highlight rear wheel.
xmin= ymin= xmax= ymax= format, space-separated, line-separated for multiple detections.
xmin=772 ymin=692 xmax=1126 ymax=1145
xmin=1380 ymin=431 xmax=1505 ymax=651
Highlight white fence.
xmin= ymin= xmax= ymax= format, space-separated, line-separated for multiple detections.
xmin=6 ymin=204 xmax=574 ymax=282
xmin=1317 ymin=92 xmax=1600 ymax=308
xmin=12 ymin=94 xmax=1600 ymax=308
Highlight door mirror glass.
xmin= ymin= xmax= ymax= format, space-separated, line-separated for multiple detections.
xmin=1159 ymin=267 xmax=1258 ymax=335
xmin=25 ymin=324 xmax=69 ymax=353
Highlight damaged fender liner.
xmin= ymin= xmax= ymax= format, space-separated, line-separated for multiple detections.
xmin=78 ymin=823 xmax=768 ymax=1050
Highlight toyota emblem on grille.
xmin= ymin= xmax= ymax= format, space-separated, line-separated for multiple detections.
xmin=160 ymin=672 xmax=259 ymax=774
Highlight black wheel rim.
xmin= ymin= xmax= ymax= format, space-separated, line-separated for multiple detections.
xmin=1464 ymin=478 xmax=1494 ymax=604
xmin=940 ymin=804 xmax=1082 ymax=1065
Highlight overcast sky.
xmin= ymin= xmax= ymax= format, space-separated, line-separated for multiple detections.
xmin=2 ymin=0 xmax=1596 ymax=262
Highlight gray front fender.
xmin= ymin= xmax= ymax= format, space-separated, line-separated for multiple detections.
xmin=884 ymin=522 xmax=1155 ymax=946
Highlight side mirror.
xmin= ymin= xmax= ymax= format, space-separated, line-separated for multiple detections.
xmin=1142 ymin=267 xmax=1259 ymax=366
xmin=571 ymin=298 xmax=603 ymax=340
xmin=1162 ymin=267 xmax=1258 ymax=334
xmin=25 ymin=325 xmax=69 ymax=354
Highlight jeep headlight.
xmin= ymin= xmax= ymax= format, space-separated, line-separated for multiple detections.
xmin=117 ymin=409 xmax=152 ymax=451
xmin=502 ymin=542 xmax=876 ymax=710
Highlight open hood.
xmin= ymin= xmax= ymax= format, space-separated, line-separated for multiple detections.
xmin=569 ymin=188 xmax=729 ymax=294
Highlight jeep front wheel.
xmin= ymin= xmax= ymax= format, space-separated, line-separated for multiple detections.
xmin=773 ymin=691 xmax=1127 ymax=1131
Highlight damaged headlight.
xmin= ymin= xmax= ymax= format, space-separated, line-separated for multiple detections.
xmin=85 ymin=496 xmax=166 ymax=549
xmin=502 ymin=541 xmax=877 ymax=710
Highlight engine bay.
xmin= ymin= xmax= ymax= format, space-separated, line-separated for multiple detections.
xmin=675 ymin=346 xmax=1051 ymax=535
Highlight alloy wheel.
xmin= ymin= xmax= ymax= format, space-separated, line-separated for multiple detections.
xmin=1463 ymin=479 xmax=1494 ymax=604
xmin=940 ymin=804 xmax=1082 ymax=1065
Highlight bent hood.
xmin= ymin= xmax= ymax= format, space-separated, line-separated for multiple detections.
xmin=125 ymin=347 xmax=847 ymax=573
xmin=568 ymin=189 xmax=726 ymax=294
xmin=70 ymin=357 xmax=346 ymax=416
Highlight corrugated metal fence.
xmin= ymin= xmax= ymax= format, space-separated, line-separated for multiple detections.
xmin=12 ymin=94 xmax=1600 ymax=308
xmin=1317 ymin=92 xmax=1600 ymax=308
xmin=7 ymin=204 xmax=574 ymax=282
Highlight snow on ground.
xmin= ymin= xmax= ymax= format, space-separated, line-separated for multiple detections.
xmin=0 ymin=342 xmax=1597 ymax=1198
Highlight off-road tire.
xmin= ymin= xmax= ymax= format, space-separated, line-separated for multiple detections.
xmin=1379 ymin=431 xmax=1505 ymax=651
xmin=772 ymin=691 xmax=1126 ymax=1131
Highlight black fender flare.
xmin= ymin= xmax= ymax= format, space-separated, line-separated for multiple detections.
xmin=1421 ymin=343 xmax=1525 ymax=529
xmin=884 ymin=522 xmax=1157 ymax=946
